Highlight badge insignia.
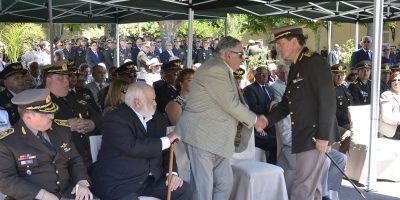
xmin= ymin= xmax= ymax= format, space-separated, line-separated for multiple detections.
xmin=338 ymin=65 xmax=343 ymax=71
xmin=54 ymin=119 xmax=71 ymax=127
xmin=60 ymin=143 xmax=71 ymax=152
xmin=77 ymin=100 xmax=87 ymax=105
xmin=292 ymin=73 xmax=303 ymax=84
xmin=0 ymin=128 xmax=14 ymax=139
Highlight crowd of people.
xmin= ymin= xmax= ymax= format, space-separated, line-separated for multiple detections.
xmin=0 ymin=24 xmax=399 ymax=200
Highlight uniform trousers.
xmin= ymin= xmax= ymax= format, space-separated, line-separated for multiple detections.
xmin=185 ymin=143 xmax=233 ymax=200
xmin=291 ymin=149 xmax=326 ymax=200
xmin=321 ymin=149 xmax=347 ymax=197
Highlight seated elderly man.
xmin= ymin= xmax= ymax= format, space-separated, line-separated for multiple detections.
xmin=91 ymin=82 xmax=190 ymax=200
xmin=0 ymin=89 xmax=93 ymax=200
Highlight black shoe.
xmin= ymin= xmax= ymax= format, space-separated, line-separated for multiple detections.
xmin=322 ymin=196 xmax=331 ymax=200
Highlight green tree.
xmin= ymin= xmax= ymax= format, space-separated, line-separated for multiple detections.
xmin=0 ymin=23 xmax=45 ymax=62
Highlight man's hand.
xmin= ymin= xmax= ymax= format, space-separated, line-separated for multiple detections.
xmin=71 ymin=184 xmax=93 ymax=200
xmin=315 ymin=139 xmax=329 ymax=154
xmin=167 ymin=132 xmax=181 ymax=144
xmin=68 ymin=118 xmax=95 ymax=134
xmin=42 ymin=191 xmax=59 ymax=200
xmin=255 ymin=115 xmax=268 ymax=133
xmin=165 ymin=175 xmax=184 ymax=191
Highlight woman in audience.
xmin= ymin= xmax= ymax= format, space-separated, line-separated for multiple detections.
xmin=380 ymin=71 xmax=400 ymax=139
xmin=103 ymin=79 xmax=129 ymax=113
xmin=165 ymin=68 xmax=195 ymax=125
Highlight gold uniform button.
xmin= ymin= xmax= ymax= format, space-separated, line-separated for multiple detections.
xmin=288 ymin=91 xmax=291 ymax=94
xmin=56 ymin=170 xmax=59 ymax=174
xmin=312 ymin=125 xmax=316 ymax=127
xmin=297 ymin=86 xmax=300 ymax=88
xmin=56 ymin=181 xmax=60 ymax=185
xmin=291 ymin=122 xmax=294 ymax=125
xmin=290 ymin=112 xmax=293 ymax=115
xmin=289 ymin=101 xmax=292 ymax=104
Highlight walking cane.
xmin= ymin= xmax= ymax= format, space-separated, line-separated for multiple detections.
xmin=313 ymin=138 xmax=367 ymax=199
xmin=167 ymin=139 xmax=179 ymax=200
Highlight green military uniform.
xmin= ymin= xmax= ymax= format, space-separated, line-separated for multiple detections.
xmin=268 ymin=47 xmax=340 ymax=153
xmin=348 ymin=62 xmax=372 ymax=105
xmin=0 ymin=89 xmax=89 ymax=200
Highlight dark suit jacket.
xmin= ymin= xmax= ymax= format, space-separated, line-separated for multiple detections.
xmin=0 ymin=121 xmax=88 ymax=200
xmin=85 ymin=50 xmax=104 ymax=68
xmin=350 ymin=49 xmax=372 ymax=68
xmin=267 ymin=47 xmax=340 ymax=153
xmin=160 ymin=51 xmax=174 ymax=64
xmin=91 ymin=104 xmax=177 ymax=200
xmin=63 ymin=48 xmax=76 ymax=60
xmin=243 ymin=82 xmax=274 ymax=116
xmin=0 ymin=89 xmax=19 ymax=125
xmin=153 ymin=80 xmax=179 ymax=113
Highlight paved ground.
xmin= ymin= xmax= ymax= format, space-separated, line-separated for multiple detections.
xmin=340 ymin=179 xmax=400 ymax=200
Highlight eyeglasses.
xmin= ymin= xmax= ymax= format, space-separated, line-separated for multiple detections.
xmin=363 ymin=40 xmax=371 ymax=43
xmin=230 ymin=51 xmax=244 ymax=58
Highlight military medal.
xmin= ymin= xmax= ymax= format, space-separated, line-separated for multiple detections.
xmin=60 ymin=143 xmax=71 ymax=152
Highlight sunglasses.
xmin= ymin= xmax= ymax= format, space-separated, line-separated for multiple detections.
xmin=230 ymin=51 xmax=244 ymax=58
xmin=363 ymin=40 xmax=371 ymax=43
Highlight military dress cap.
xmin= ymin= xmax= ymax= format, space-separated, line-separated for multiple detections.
xmin=0 ymin=63 xmax=27 ymax=79
xmin=392 ymin=63 xmax=400 ymax=71
xmin=270 ymin=25 xmax=305 ymax=43
xmin=381 ymin=63 xmax=392 ymax=73
xmin=233 ymin=68 xmax=245 ymax=80
xmin=43 ymin=63 xmax=70 ymax=76
xmin=330 ymin=64 xmax=347 ymax=73
xmin=11 ymin=89 xmax=58 ymax=113
xmin=355 ymin=60 xmax=372 ymax=69
xmin=116 ymin=61 xmax=137 ymax=75
xmin=162 ymin=60 xmax=182 ymax=72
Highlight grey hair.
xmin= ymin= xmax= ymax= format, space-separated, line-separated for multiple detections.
xmin=124 ymin=82 xmax=152 ymax=107
xmin=362 ymin=36 xmax=372 ymax=42
xmin=276 ymin=64 xmax=289 ymax=74
xmin=214 ymin=36 xmax=241 ymax=56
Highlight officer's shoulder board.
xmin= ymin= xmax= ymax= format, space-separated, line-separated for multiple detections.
xmin=54 ymin=119 xmax=71 ymax=127
xmin=303 ymin=50 xmax=315 ymax=57
xmin=0 ymin=128 xmax=14 ymax=139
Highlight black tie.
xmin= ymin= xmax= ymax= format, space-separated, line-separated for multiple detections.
xmin=37 ymin=132 xmax=56 ymax=153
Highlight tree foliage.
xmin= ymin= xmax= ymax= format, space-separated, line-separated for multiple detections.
xmin=0 ymin=23 xmax=45 ymax=62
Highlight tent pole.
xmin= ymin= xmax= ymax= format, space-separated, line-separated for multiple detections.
xmin=116 ymin=22 xmax=120 ymax=67
xmin=367 ymin=0 xmax=384 ymax=192
xmin=328 ymin=21 xmax=332 ymax=52
xmin=49 ymin=0 xmax=54 ymax=65
xmin=224 ymin=16 xmax=228 ymax=37
xmin=187 ymin=4 xmax=194 ymax=68
xmin=355 ymin=16 xmax=359 ymax=50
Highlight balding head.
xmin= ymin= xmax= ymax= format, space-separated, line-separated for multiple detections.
xmin=124 ymin=82 xmax=156 ymax=117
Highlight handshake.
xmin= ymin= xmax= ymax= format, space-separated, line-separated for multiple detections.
xmin=255 ymin=115 xmax=268 ymax=133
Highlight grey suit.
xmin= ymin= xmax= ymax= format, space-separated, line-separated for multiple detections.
xmin=327 ymin=50 xmax=340 ymax=66
xmin=175 ymin=56 xmax=257 ymax=200
xmin=85 ymin=81 xmax=107 ymax=103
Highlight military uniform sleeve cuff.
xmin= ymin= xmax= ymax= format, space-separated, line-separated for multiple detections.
xmin=35 ymin=189 xmax=45 ymax=199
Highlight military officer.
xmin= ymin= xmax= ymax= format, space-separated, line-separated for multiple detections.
xmin=74 ymin=37 xmax=88 ymax=68
xmin=153 ymin=60 xmax=181 ymax=113
xmin=0 ymin=89 xmax=93 ymax=200
xmin=62 ymin=39 xmax=76 ymax=61
xmin=195 ymin=40 xmax=213 ymax=64
xmin=113 ymin=37 xmax=132 ymax=67
xmin=381 ymin=63 xmax=392 ymax=94
xmin=331 ymin=64 xmax=353 ymax=129
xmin=348 ymin=60 xmax=372 ymax=105
xmin=266 ymin=25 xmax=339 ymax=200
xmin=0 ymin=63 xmax=27 ymax=125
xmin=43 ymin=64 xmax=102 ymax=167
xmin=103 ymin=38 xmax=116 ymax=69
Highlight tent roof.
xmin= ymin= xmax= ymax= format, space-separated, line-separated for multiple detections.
xmin=0 ymin=0 xmax=398 ymax=23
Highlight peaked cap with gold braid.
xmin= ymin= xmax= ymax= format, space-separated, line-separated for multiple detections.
xmin=11 ymin=89 xmax=59 ymax=113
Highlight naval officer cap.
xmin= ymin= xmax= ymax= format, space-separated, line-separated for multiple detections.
xmin=0 ymin=63 xmax=27 ymax=79
xmin=330 ymin=64 xmax=347 ymax=73
xmin=233 ymin=68 xmax=245 ymax=80
xmin=11 ymin=89 xmax=58 ymax=113
xmin=381 ymin=63 xmax=392 ymax=73
xmin=355 ymin=60 xmax=372 ymax=70
xmin=116 ymin=61 xmax=137 ymax=75
xmin=43 ymin=63 xmax=70 ymax=77
xmin=270 ymin=25 xmax=305 ymax=44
